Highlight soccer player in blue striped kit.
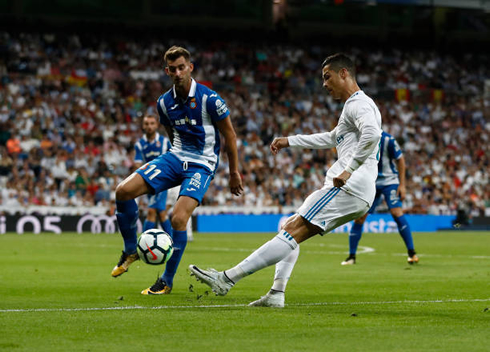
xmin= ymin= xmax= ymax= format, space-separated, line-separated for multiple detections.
xmin=133 ymin=114 xmax=173 ymax=234
xmin=341 ymin=130 xmax=419 ymax=266
xmin=112 ymin=46 xmax=243 ymax=295
xmin=190 ymin=53 xmax=382 ymax=307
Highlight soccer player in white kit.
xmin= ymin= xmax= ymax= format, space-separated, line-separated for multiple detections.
xmin=190 ymin=53 xmax=382 ymax=307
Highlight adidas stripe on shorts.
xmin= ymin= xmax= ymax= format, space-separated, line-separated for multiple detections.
xmin=297 ymin=186 xmax=370 ymax=234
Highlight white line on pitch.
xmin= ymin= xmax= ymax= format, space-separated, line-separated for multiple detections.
xmin=197 ymin=246 xmax=490 ymax=259
xmin=1 ymin=298 xmax=489 ymax=313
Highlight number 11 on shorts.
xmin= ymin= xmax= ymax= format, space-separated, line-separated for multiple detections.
xmin=143 ymin=164 xmax=161 ymax=180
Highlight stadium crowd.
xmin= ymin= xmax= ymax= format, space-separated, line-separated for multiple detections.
xmin=0 ymin=32 xmax=488 ymax=217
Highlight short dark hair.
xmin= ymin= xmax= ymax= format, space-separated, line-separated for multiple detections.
xmin=322 ymin=53 xmax=355 ymax=77
xmin=143 ymin=114 xmax=158 ymax=122
xmin=164 ymin=46 xmax=191 ymax=63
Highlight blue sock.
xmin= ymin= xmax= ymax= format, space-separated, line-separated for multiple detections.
xmin=143 ymin=220 xmax=155 ymax=232
xmin=161 ymin=230 xmax=187 ymax=287
xmin=394 ymin=215 xmax=414 ymax=251
xmin=349 ymin=222 xmax=363 ymax=255
xmin=115 ymin=199 xmax=139 ymax=254
xmin=161 ymin=219 xmax=173 ymax=236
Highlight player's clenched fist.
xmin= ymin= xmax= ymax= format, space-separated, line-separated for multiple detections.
xmin=270 ymin=137 xmax=289 ymax=155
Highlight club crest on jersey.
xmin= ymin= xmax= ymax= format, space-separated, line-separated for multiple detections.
xmin=190 ymin=98 xmax=197 ymax=109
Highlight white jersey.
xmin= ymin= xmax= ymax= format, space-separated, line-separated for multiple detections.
xmin=288 ymin=90 xmax=382 ymax=205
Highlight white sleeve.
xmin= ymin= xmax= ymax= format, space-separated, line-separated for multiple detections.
xmin=345 ymin=102 xmax=381 ymax=173
xmin=287 ymin=127 xmax=337 ymax=149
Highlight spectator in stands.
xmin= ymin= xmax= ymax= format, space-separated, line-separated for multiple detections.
xmin=0 ymin=31 xmax=487 ymax=215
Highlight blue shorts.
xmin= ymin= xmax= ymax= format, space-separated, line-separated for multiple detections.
xmin=136 ymin=153 xmax=214 ymax=205
xmin=147 ymin=191 xmax=168 ymax=211
xmin=368 ymin=184 xmax=402 ymax=214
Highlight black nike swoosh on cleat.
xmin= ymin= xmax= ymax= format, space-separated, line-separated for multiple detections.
xmin=192 ymin=266 xmax=213 ymax=279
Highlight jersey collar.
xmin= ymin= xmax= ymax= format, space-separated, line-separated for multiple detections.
xmin=172 ymin=78 xmax=196 ymax=101
xmin=346 ymin=90 xmax=363 ymax=102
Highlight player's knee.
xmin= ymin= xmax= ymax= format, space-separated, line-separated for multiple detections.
xmin=390 ymin=207 xmax=403 ymax=218
xmin=354 ymin=213 xmax=368 ymax=225
xmin=170 ymin=212 xmax=189 ymax=231
xmin=115 ymin=183 xmax=133 ymax=201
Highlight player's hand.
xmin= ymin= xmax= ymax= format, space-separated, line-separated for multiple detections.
xmin=229 ymin=171 xmax=243 ymax=196
xmin=333 ymin=170 xmax=351 ymax=188
xmin=397 ymin=185 xmax=406 ymax=201
xmin=270 ymin=137 xmax=289 ymax=155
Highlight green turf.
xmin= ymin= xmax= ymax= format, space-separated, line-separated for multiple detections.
xmin=1 ymin=231 xmax=489 ymax=351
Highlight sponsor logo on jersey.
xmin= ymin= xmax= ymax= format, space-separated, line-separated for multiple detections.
xmin=145 ymin=151 xmax=161 ymax=159
xmin=175 ymin=116 xmax=197 ymax=126
xmin=216 ymin=99 xmax=228 ymax=116
xmin=336 ymin=134 xmax=344 ymax=145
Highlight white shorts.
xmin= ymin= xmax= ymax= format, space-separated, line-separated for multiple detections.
xmin=297 ymin=186 xmax=369 ymax=234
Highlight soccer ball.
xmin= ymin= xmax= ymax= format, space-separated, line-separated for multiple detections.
xmin=137 ymin=229 xmax=173 ymax=265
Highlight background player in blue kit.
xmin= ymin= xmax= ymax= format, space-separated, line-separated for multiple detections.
xmin=134 ymin=114 xmax=173 ymax=234
xmin=111 ymin=46 xmax=243 ymax=295
xmin=342 ymin=131 xmax=419 ymax=265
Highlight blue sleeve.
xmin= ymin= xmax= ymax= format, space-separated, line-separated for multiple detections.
xmin=134 ymin=143 xmax=143 ymax=163
xmin=206 ymin=91 xmax=230 ymax=122
xmin=388 ymin=138 xmax=403 ymax=160
xmin=157 ymin=96 xmax=171 ymax=126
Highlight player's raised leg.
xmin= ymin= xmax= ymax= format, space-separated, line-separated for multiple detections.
xmin=190 ymin=214 xmax=316 ymax=298
xmin=191 ymin=187 xmax=370 ymax=306
xmin=112 ymin=173 xmax=152 ymax=277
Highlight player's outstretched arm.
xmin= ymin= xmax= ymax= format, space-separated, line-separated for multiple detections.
xmin=215 ymin=117 xmax=243 ymax=196
xmin=270 ymin=137 xmax=289 ymax=155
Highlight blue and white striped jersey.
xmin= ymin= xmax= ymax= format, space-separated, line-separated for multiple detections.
xmin=134 ymin=132 xmax=172 ymax=164
xmin=156 ymin=79 xmax=230 ymax=172
xmin=376 ymin=131 xmax=403 ymax=186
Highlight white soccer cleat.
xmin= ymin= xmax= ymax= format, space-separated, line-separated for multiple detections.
xmin=189 ymin=265 xmax=234 ymax=296
xmin=249 ymin=291 xmax=285 ymax=308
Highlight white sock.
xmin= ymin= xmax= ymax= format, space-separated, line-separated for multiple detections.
xmin=225 ymin=230 xmax=298 ymax=284
xmin=271 ymin=245 xmax=299 ymax=293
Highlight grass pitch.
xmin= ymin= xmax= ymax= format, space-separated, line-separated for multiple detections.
xmin=1 ymin=231 xmax=489 ymax=351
